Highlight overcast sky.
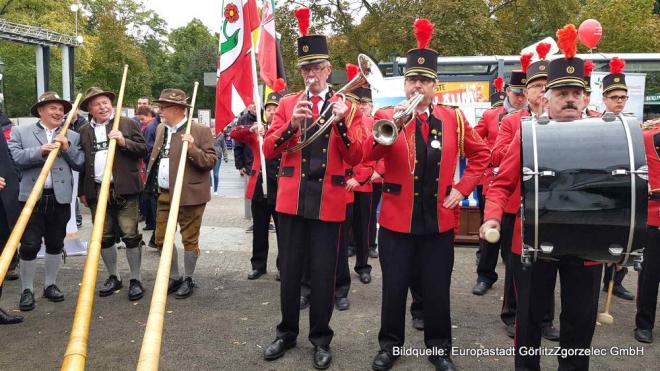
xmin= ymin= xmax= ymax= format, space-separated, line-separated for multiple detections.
xmin=144 ymin=0 xmax=224 ymax=33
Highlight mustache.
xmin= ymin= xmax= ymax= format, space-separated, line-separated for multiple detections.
xmin=562 ymin=103 xmax=578 ymax=110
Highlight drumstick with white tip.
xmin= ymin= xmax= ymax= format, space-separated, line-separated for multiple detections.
xmin=484 ymin=229 xmax=500 ymax=243
xmin=597 ymin=265 xmax=616 ymax=325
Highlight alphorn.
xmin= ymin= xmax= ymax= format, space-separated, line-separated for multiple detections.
xmin=136 ymin=82 xmax=200 ymax=371
xmin=61 ymin=65 xmax=129 ymax=371
xmin=0 ymin=93 xmax=83 ymax=285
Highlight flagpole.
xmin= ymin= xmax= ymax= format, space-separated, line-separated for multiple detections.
xmin=248 ymin=0 xmax=268 ymax=197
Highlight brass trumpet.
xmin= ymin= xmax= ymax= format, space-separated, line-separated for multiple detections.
xmin=288 ymin=54 xmax=384 ymax=153
xmin=373 ymin=92 xmax=425 ymax=146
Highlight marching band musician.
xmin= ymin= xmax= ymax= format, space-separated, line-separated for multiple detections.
xmin=230 ymin=89 xmax=284 ymax=281
xmin=488 ymin=47 xmax=560 ymax=341
xmin=77 ymin=87 xmax=148 ymax=301
xmin=480 ymin=24 xmax=604 ymax=370
xmin=366 ymin=19 xmax=490 ymax=371
xmin=9 ymin=92 xmax=84 ymax=311
xmin=582 ymin=60 xmax=602 ymax=118
xmin=261 ymin=8 xmax=363 ymax=369
xmin=145 ymin=88 xmax=216 ymax=299
xmin=637 ymin=116 xmax=660 ymax=344
xmin=600 ymin=58 xmax=636 ymax=301
xmin=0 ymin=128 xmax=24 ymax=324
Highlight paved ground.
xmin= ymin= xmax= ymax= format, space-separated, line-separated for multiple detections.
xmin=0 ymin=160 xmax=658 ymax=370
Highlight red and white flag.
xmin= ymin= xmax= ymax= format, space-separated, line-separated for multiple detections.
xmin=257 ymin=0 xmax=277 ymax=88
xmin=215 ymin=0 xmax=260 ymax=134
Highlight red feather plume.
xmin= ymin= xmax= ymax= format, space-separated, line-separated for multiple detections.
xmin=273 ymin=78 xmax=287 ymax=93
xmin=294 ymin=7 xmax=310 ymax=37
xmin=414 ymin=18 xmax=434 ymax=49
xmin=556 ymin=24 xmax=578 ymax=59
xmin=536 ymin=42 xmax=551 ymax=60
xmin=346 ymin=64 xmax=359 ymax=81
xmin=520 ymin=53 xmax=533 ymax=73
xmin=609 ymin=57 xmax=625 ymax=74
xmin=584 ymin=60 xmax=595 ymax=78
xmin=493 ymin=77 xmax=504 ymax=93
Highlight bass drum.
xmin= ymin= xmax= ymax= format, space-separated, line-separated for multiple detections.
xmin=521 ymin=114 xmax=647 ymax=265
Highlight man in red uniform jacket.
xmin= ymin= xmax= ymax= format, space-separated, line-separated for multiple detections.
xmin=481 ymin=25 xmax=603 ymax=370
xmin=261 ymin=8 xmax=363 ymax=370
xmin=366 ymin=19 xmax=489 ymax=371
xmin=636 ymin=120 xmax=660 ymax=343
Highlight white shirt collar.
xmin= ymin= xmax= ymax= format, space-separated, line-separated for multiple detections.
xmin=166 ymin=117 xmax=187 ymax=133
xmin=310 ymin=87 xmax=330 ymax=101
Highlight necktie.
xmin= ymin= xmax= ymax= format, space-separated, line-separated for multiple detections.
xmin=310 ymin=96 xmax=322 ymax=121
xmin=417 ymin=112 xmax=429 ymax=144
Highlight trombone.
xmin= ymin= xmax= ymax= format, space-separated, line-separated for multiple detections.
xmin=372 ymin=92 xmax=425 ymax=146
xmin=288 ymin=54 xmax=384 ymax=152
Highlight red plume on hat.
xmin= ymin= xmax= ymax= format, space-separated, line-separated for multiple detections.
xmin=520 ymin=53 xmax=533 ymax=73
xmin=609 ymin=57 xmax=625 ymax=74
xmin=493 ymin=77 xmax=504 ymax=93
xmin=294 ymin=7 xmax=310 ymax=36
xmin=556 ymin=24 xmax=578 ymax=59
xmin=536 ymin=42 xmax=551 ymax=60
xmin=584 ymin=60 xmax=595 ymax=77
xmin=346 ymin=64 xmax=359 ymax=81
xmin=273 ymin=78 xmax=287 ymax=93
xmin=414 ymin=18 xmax=434 ymax=49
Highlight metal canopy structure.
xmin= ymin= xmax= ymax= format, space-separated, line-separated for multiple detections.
xmin=0 ymin=19 xmax=80 ymax=104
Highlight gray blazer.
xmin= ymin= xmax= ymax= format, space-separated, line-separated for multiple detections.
xmin=8 ymin=122 xmax=85 ymax=204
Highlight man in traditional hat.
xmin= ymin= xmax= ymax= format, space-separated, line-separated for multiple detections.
xmin=487 ymin=46 xmax=560 ymax=341
xmin=582 ymin=60 xmax=602 ymax=118
xmin=145 ymin=88 xmax=216 ymax=298
xmin=366 ymin=19 xmax=489 ymax=371
xmin=8 ymin=92 xmax=84 ymax=310
xmin=231 ymin=89 xmax=284 ymax=281
xmin=0 ymin=132 xmax=24 ymax=324
xmin=481 ymin=24 xmax=603 ymax=370
xmin=77 ymin=87 xmax=148 ymax=301
xmin=261 ymin=7 xmax=364 ymax=369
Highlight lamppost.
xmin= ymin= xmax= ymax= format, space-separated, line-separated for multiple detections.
xmin=70 ymin=1 xmax=83 ymax=44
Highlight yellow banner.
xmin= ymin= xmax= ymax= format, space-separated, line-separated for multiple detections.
xmin=434 ymin=81 xmax=490 ymax=105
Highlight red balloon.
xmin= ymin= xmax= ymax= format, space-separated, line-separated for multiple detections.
xmin=578 ymin=19 xmax=603 ymax=49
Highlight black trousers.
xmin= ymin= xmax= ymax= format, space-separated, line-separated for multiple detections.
xmin=352 ymin=191 xmax=373 ymax=274
xmin=276 ymin=214 xmax=340 ymax=346
xmin=636 ymin=226 xmax=660 ymax=330
xmin=335 ymin=203 xmax=353 ymax=299
xmin=499 ymin=213 xmax=517 ymax=325
xmin=378 ymin=227 xmax=454 ymax=353
xmin=0 ymin=201 xmax=9 ymax=298
xmin=514 ymin=255 xmax=601 ymax=371
xmin=250 ymin=198 xmax=278 ymax=272
xmin=19 ymin=191 xmax=70 ymax=261
xmin=369 ymin=183 xmax=382 ymax=249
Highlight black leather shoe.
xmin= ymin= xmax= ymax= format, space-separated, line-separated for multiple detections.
xmin=430 ymin=356 xmax=456 ymax=371
xmin=247 ymin=269 xmax=266 ymax=280
xmin=43 ymin=284 xmax=65 ymax=302
xmin=19 ymin=289 xmax=35 ymax=311
xmin=359 ymin=272 xmax=372 ymax=284
xmin=300 ymin=295 xmax=310 ymax=310
xmin=313 ymin=346 xmax=332 ymax=370
xmin=0 ymin=307 xmax=24 ymax=325
xmin=263 ymin=338 xmax=296 ymax=360
xmin=372 ymin=350 xmax=396 ymax=371
xmin=369 ymin=247 xmax=379 ymax=258
xmin=99 ymin=275 xmax=123 ymax=297
xmin=472 ymin=281 xmax=491 ymax=296
xmin=6 ymin=266 xmax=19 ymax=281
xmin=168 ymin=277 xmax=183 ymax=294
xmin=635 ymin=328 xmax=653 ymax=343
xmin=542 ymin=325 xmax=560 ymax=341
xmin=336 ymin=296 xmax=350 ymax=311
xmin=505 ymin=323 xmax=515 ymax=339
xmin=412 ymin=317 xmax=424 ymax=330
xmin=128 ymin=279 xmax=144 ymax=301
xmin=175 ymin=277 xmax=194 ymax=299
xmin=612 ymin=284 xmax=635 ymax=301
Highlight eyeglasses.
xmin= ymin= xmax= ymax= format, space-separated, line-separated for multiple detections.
xmin=527 ymin=82 xmax=546 ymax=91
xmin=300 ymin=64 xmax=327 ymax=74
xmin=607 ymin=95 xmax=629 ymax=102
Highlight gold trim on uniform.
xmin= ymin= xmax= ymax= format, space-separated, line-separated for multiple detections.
xmin=546 ymin=77 xmax=585 ymax=89
xmin=603 ymin=84 xmax=628 ymax=93
xmin=297 ymin=54 xmax=330 ymax=62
